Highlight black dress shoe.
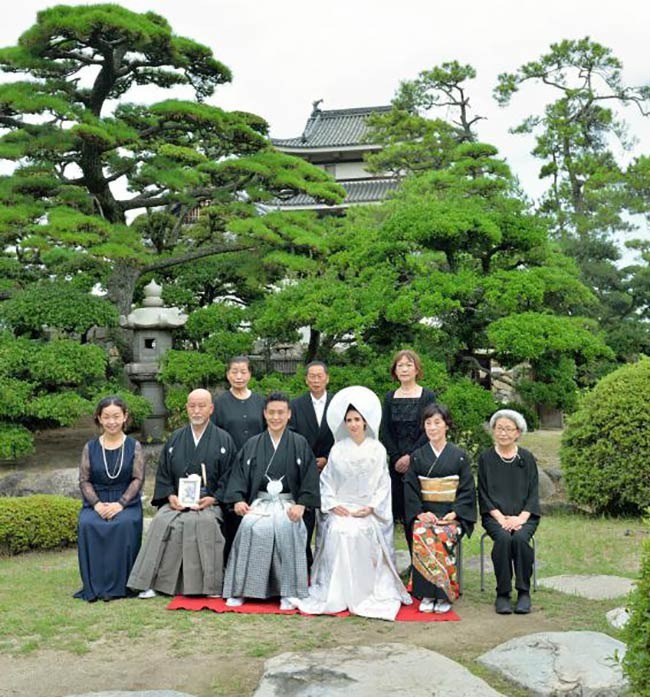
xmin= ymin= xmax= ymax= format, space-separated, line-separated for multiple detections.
xmin=515 ymin=591 xmax=531 ymax=614
xmin=495 ymin=594 xmax=513 ymax=614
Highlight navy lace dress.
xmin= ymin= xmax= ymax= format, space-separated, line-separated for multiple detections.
xmin=75 ymin=436 xmax=144 ymax=601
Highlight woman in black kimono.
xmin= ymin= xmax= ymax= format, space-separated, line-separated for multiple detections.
xmin=478 ymin=409 xmax=540 ymax=615
xmin=404 ymin=403 xmax=475 ymax=613
xmin=380 ymin=349 xmax=436 ymax=539
xmin=75 ymin=396 xmax=144 ymax=602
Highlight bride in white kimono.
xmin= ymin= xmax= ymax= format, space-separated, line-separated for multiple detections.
xmin=294 ymin=386 xmax=411 ymax=620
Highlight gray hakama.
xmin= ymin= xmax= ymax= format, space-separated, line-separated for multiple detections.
xmin=128 ymin=422 xmax=235 ymax=596
xmin=223 ymin=430 xmax=319 ymax=599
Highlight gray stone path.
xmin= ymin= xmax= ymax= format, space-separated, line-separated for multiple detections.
xmin=538 ymin=574 xmax=635 ymax=600
xmin=254 ymin=643 xmax=504 ymax=696
xmin=478 ymin=631 xmax=627 ymax=696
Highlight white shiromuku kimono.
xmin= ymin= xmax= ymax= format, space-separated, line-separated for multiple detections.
xmin=295 ymin=386 xmax=412 ymax=621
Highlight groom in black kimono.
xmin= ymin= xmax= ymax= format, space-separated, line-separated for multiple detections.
xmin=289 ymin=361 xmax=334 ymax=567
xmin=128 ymin=389 xmax=236 ymax=597
xmin=222 ymin=392 xmax=320 ymax=609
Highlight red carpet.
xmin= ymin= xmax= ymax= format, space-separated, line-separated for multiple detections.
xmin=167 ymin=595 xmax=460 ymax=621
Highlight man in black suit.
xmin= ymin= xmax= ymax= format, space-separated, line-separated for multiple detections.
xmin=289 ymin=361 xmax=334 ymax=568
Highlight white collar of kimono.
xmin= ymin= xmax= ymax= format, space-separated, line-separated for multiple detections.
xmin=326 ymin=386 xmax=382 ymax=443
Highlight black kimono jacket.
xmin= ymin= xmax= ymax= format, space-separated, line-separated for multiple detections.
xmin=152 ymin=422 xmax=236 ymax=507
xmin=289 ymin=392 xmax=334 ymax=460
xmin=404 ymin=442 xmax=477 ymax=537
xmin=224 ymin=429 xmax=320 ymax=510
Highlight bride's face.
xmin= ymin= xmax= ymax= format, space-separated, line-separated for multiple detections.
xmin=345 ymin=409 xmax=366 ymax=442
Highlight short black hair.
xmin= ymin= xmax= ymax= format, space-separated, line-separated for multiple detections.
xmin=421 ymin=402 xmax=453 ymax=430
xmin=94 ymin=395 xmax=129 ymax=427
xmin=227 ymin=355 xmax=251 ymax=370
xmin=265 ymin=391 xmax=291 ymax=408
xmin=306 ymin=360 xmax=328 ymax=374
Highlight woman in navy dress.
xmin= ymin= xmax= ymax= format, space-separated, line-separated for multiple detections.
xmin=75 ymin=396 xmax=145 ymax=602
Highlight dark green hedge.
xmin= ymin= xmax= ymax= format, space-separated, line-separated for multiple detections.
xmin=561 ymin=357 xmax=650 ymax=515
xmin=0 ymin=495 xmax=81 ymax=554
xmin=622 ymin=522 xmax=650 ymax=693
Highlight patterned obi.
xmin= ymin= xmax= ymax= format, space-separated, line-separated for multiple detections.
xmin=418 ymin=475 xmax=459 ymax=503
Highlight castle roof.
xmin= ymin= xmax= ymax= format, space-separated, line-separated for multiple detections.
xmin=273 ymin=105 xmax=392 ymax=150
xmin=271 ymin=176 xmax=399 ymax=211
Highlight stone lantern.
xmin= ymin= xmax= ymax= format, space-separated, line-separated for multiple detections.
xmin=120 ymin=280 xmax=187 ymax=441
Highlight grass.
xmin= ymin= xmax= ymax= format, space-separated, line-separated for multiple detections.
xmin=0 ymin=513 xmax=643 ymax=654
xmin=0 ymin=429 xmax=646 ymax=696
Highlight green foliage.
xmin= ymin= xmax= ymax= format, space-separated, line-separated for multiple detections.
xmin=160 ymin=350 xmax=225 ymax=389
xmin=0 ymin=495 xmax=80 ymax=554
xmin=0 ymin=423 xmax=34 ymax=459
xmin=622 ymin=513 xmax=650 ymax=692
xmin=439 ymin=378 xmax=496 ymax=455
xmin=561 ymin=358 xmax=650 ymax=515
xmin=0 ymin=282 xmax=117 ymax=339
xmin=496 ymin=37 xmax=650 ymax=359
xmin=0 ymin=4 xmax=344 ymax=321
xmin=489 ymin=313 xmax=613 ymax=411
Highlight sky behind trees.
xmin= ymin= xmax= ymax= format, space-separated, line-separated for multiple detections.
xmin=1 ymin=0 xmax=649 ymax=241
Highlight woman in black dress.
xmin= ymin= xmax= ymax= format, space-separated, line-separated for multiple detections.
xmin=75 ymin=396 xmax=144 ymax=601
xmin=478 ymin=409 xmax=540 ymax=615
xmin=404 ymin=404 xmax=476 ymax=613
xmin=379 ymin=349 xmax=436 ymax=541
xmin=211 ymin=355 xmax=265 ymax=449
xmin=211 ymin=355 xmax=266 ymax=561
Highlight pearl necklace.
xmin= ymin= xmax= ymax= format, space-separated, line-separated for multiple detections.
xmin=496 ymin=447 xmax=518 ymax=464
xmin=101 ymin=435 xmax=126 ymax=480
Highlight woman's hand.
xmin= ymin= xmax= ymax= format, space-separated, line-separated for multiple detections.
xmin=394 ymin=454 xmax=410 ymax=474
xmin=104 ymin=502 xmax=124 ymax=520
xmin=441 ymin=511 xmax=457 ymax=523
xmin=330 ymin=505 xmax=350 ymax=516
xmin=351 ymin=506 xmax=372 ymax=518
xmin=417 ymin=512 xmax=438 ymax=524
xmin=93 ymin=502 xmax=110 ymax=519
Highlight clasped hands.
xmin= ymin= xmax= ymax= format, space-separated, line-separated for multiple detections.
xmin=94 ymin=501 xmax=123 ymax=520
xmin=497 ymin=513 xmax=527 ymax=531
xmin=234 ymin=501 xmax=305 ymax=522
xmin=416 ymin=511 xmax=457 ymax=525
xmin=330 ymin=505 xmax=373 ymax=518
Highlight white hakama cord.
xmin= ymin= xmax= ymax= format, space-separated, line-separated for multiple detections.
xmin=223 ymin=494 xmax=308 ymax=599
xmin=295 ymin=437 xmax=411 ymax=621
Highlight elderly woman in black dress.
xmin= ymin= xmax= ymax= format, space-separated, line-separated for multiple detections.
xmin=404 ymin=404 xmax=475 ymax=613
xmin=75 ymin=396 xmax=144 ymax=601
xmin=380 ymin=349 xmax=436 ymax=542
xmin=478 ymin=409 xmax=540 ymax=614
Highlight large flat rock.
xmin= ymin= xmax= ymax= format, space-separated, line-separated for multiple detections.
xmin=478 ymin=631 xmax=627 ymax=696
xmin=538 ymin=574 xmax=635 ymax=600
xmin=253 ymin=643 xmax=504 ymax=696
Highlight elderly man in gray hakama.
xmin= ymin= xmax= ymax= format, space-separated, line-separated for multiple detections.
xmin=128 ymin=389 xmax=235 ymax=597
xmin=223 ymin=393 xmax=320 ymax=608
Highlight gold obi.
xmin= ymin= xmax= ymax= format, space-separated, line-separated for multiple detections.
xmin=418 ymin=475 xmax=459 ymax=502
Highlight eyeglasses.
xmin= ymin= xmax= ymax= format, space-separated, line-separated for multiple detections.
xmin=494 ymin=426 xmax=518 ymax=434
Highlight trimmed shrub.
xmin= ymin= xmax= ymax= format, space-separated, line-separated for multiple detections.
xmin=561 ymin=357 xmax=650 ymax=515
xmin=622 ymin=517 xmax=650 ymax=693
xmin=0 ymin=495 xmax=81 ymax=554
